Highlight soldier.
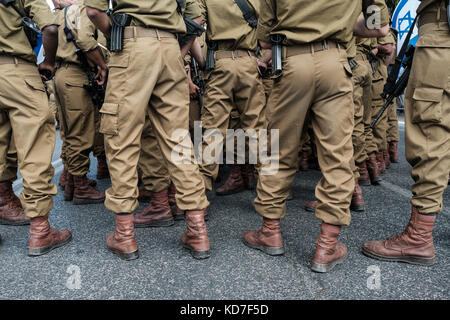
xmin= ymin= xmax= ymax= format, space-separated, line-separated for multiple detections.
xmin=86 ymin=0 xmax=210 ymax=261
xmin=197 ymin=0 xmax=267 ymax=195
xmin=363 ymin=0 xmax=449 ymax=266
xmin=243 ymin=0 xmax=389 ymax=273
xmin=0 ymin=0 xmax=72 ymax=256
xmin=53 ymin=0 xmax=107 ymax=205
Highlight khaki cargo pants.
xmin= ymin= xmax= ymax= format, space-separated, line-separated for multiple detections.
xmin=0 ymin=59 xmax=57 ymax=218
xmin=254 ymin=43 xmax=355 ymax=226
xmin=199 ymin=52 xmax=266 ymax=190
xmin=0 ymin=133 xmax=18 ymax=182
xmin=405 ymin=9 xmax=450 ymax=214
xmin=352 ymin=54 xmax=372 ymax=165
xmin=370 ymin=59 xmax=389 ymax=153
xmin=54 ymin=64 xmax=96 ymax=176
xmin=386 ymin=100 xmax=400 ymax=143
xmin=100 ymin=28 xmax=209 ymax=213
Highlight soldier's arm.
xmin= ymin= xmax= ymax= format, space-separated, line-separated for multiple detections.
xmin=356 ymin=0 xmax=390 ymax=38
xmin=85 ymin=0 xmax=111 ymax=38
xmin=24 ymin=0 xmax=59 ymax=79
xmin=180 ymin=0 xmax=203 ymax=57
xmin=256 ymin=0 xmax=276 ymax=49
xmin=190 ymin=38 xmax=205 ymax=69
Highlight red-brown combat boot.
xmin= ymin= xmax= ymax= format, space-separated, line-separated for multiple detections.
xmin=134 ymin=189 xmax=174 ymax=227
xmin=362 ymin=206 xmax=436 ymax=265
xmin=367 ymin=152 xmax=381 ymax=185
xmin=182 ymin=209 xmax=210 ymax=259
xmin=59 ymin=167 xmax=68 ymax=190
xmin=304 ymin=200 xmax=317 ymax=212
xmin=138 ymin=186 xmax=152 ymax=202
xmin=0 ymin=181 xmax=30 ymax=225
xmin=351 ymin=178 xmax=365 ymax=212
xmin=28 ymin=215 xmax=72 ymax=256
xmin=168 ymin=182 xmax=184 ymax=221
xmin=96 ymin=155 xmax=110 ymax=180
xmin=64 ymin=173 xmax=74 ymax=201
xmin=383 ymin=150 xmax=391 ymax=169
xmin=357 ymin=161 xmax=371 ymax=186
xmin=216 ymin=165 xmax=245 ymax=196
xmin=376 ymin=151 xmax=386 ymax=174
xmin=73 ymin=175 xmax=105 ymax=205
xmin=299 ymin=151 xmax=309 ymax=171
xmin=389 ymin=141 xmax=399 ymax=163
xmin=241 ymin=164 xmax=257 ymax=190
xmin=243 ymin=218 xmax=285 ymax=256
xmin=311 ymin=222 xmax=347 ymax=273
xmin=106 ymin=214 xmax=139 ymax=261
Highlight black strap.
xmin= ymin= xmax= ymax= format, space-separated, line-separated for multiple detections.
xmin=383 ymin=15 xmax=417 ymax=97
xmin=1 ymin=0 xmax=26 ymax=18
xmin=234 ymin=0 xmax=258 ymax=28
xmin=176 ymin=0 xmax=185 ymax=14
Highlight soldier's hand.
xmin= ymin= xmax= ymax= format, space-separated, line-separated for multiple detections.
xmin=38 ymin=61 xmax=56 ymax=81
xmin=95 ymin=67 xmax=108 ymax=86
xmin=189 ymin=81 xmax=200 ymax=99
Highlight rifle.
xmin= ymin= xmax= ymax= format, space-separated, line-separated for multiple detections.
xmin=367 ymin=51 xmax=378 ymax=74
xmin=371 ymin=45 xmax=415 ymax=129
xmin=191 ymin=57 xmax=205 ymax=109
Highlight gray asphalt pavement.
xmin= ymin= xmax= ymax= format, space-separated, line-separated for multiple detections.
xmin=0 ymin=115 xmax=448 ymax=300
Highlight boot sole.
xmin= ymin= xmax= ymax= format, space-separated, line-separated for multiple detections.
xmin=242 ymin=238 xmax=285 ymax=256
xmin=0 ymin=219 xmax=30 ymax=226
xmin=215 ymin=186 xmax=245 ymax=196
xmin=350 ymin=205 xmax=365 ymax=212
xmin=361 ymin=247 xmax=436 ymax=266
xmin=359 ymin=180 xmax=371 ymax=187
xmin=311 ymin=255 xmax=346 ymax=273
xmin=304 ymin=206 xmax=315 ymax=213
xmin=28 ymin=234 xmax=73 ymax=257
xmin=135 ymin=219 xmax=174 ymax=228
xmin=73 ymin=198 xmax=105 ymax=205
xmin=370 ymin=177 xmax=382 ymax=185
xmin=107 ymin=246 xmax=139 ymax=261
xmin=182 ymin=244 xmax=211 ymax=259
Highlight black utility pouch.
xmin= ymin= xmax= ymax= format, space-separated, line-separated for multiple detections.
xmin=205 ymin=40 xmax=218 ymax=71
xmin=110 ymin=13 xmax=132 ymax=52
xmin=271 ymin=34 xmax=285 ymax=76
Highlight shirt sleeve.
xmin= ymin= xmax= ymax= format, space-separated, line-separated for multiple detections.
xmin=84 ymin=0 xmax=109 ymax=12
xmin=256 ymin=0 xmax=275 ymax=43
xmin=184 ymin=0 xmax=202 ymax=20
xmin=362 ymin=0 xmax=390 ymax=28
xmin=198 ymin=0 xmax=207 ymax=25
xmin=75 ymin=7 xmax=99 ymax=52
xmin=24 ymin=0 xmax=59 ymax=30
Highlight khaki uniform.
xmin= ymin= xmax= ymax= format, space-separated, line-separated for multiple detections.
xmin=370 ymin=33 xmax=396 ymax=153
xmin=386 ymin=99 xmax=400 ymax=143
xmin=137 ymin=0 xmax=203 ymax=194
xmin=405 ymin=0 xmax=450 ymax=214
xmin=253 ymin=0 xmax=389 ymax=226
xmin=54 ymin=1 xmax=104 ymax=176
xmin=198 ymin=0 xmax=267 ymax=190
xmin=85 ymin=0 xmax=209 ymax=213
xmin=0 ymin=0 xmax=58 ymax=218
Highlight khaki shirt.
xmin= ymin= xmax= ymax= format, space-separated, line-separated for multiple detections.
xmin=256 ymin=0 xmax=389 ymax=48
xmin=198 ymin=0 xmax=259 ymax=51
xmin=417 ymin=0 xmax=441 ymax=14
xmin=0 ymin=0 xmax=58 ymax=63
xmin=84 ymin=0 xmax=186 ymax=34
xmin=56 ymin=1 xmax=101 ymax=65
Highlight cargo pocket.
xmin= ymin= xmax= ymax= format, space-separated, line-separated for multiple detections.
xmin=100 ymin=103 xmax=119 ymax=135
xmin=411 ymin=87 xmax=444 ymax=124
xmin=24 ymin=78 xmax=46 ymax=92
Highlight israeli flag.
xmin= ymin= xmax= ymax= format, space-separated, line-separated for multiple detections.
xmin=35 ymin=0 xmax=55 ymax=64
xmin=392 ymin=0 xmax=420 ymax=52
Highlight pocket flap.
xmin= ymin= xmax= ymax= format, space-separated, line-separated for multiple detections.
xmin=108 ymin=53 xmax=130 ymax=68
xmin=412 ymin=87 xmax=444 ymax=102
xmin=24 ymin=78 xmax=45 ymax=92
xmin=101 ymin=103 xmax=119 ymax=115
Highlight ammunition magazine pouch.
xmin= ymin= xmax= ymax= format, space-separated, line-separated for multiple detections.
xmin=271 ymin=34 xmax=285 ymax=77
xmin=206 ymin=40 xmax=218 ymax=71
xmin=110 ymin=13 xmax=132 ymax=52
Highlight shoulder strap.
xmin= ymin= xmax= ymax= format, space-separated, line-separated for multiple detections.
xmin=234 ymin=0 xmax=258 ymax=28
xmin=176 ymin=0 xmax=185 ymax=14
